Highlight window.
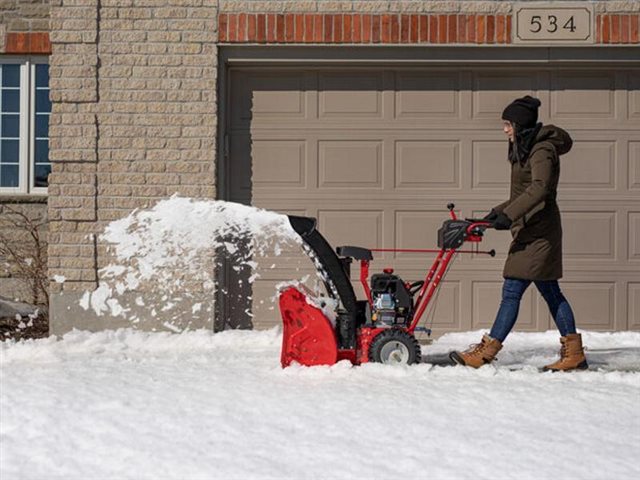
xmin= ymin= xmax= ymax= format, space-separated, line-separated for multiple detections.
xmin=0 ymin=58 xmax=50 ymax=194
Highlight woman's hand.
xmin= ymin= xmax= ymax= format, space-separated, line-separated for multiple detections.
xmin=483 ymin=209 xmax=499 ymax=221
xmin=492 ymin=213 xmax=513 ymax=230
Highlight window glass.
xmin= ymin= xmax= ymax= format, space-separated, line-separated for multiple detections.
xmin=1 ymin=65 xmax=19 ymax=88
xmin=33 ymin=63 xmax=50 ymax=189
xmin=1 ymin=63 xmax=21 ymax=188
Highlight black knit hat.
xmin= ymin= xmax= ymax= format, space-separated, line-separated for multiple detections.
xmin=502 ymin=95 xmax=541 ymax=129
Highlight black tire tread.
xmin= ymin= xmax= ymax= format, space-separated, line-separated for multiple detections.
xmin=368 ymin=329 xmax=421 ymax=365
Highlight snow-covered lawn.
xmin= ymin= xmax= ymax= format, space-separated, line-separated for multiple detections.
xmin=1 ymin=329 xmax=639 ymax=480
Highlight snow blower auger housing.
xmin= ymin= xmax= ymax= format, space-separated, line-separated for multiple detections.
xmin=279 ymin=203 xmax=495 ymax=368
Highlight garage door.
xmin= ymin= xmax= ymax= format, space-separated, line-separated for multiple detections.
xmin=225 ymin=65 xmax=640 ymax=335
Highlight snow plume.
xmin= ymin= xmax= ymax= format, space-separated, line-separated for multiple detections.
xmin=79 ymin=196 xmax=302 ymax=325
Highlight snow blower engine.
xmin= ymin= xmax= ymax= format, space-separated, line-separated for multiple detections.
xmin=279 ymin=203 xmax=495 ymax=367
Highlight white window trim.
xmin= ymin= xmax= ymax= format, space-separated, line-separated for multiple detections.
xmin=0 ymin=56 xmax=49 ymax=196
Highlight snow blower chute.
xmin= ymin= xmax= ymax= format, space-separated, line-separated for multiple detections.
xmin=279 ymin=204 xmax=496 ymax=368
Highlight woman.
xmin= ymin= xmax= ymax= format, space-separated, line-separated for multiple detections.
xmin=451 ymin=95 xmax=588 ymax=372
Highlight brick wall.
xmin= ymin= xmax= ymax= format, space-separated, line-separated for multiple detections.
xmin=0 ymin=0 xmax=51 ymax=54
xmin=47 ymin=0 xmax=218 ymax=334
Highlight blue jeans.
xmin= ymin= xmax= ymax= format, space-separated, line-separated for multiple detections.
xmin=489 ymin=278 xmax=577 ymax=342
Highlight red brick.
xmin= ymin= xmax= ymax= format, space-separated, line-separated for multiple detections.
xmin=467 ymin=14 xmax=476 ymax=43
xmin=411 ymin=14 xmax=419 ymax=43
xmin=238 ymin=13 xmax=247 ymax=42
xmin=458 ymin=14 xmax=467 ymax=43
xmin=267 ymin=14 xmax=276 ymax=43
xmin=487 ymin=15 xmax=495 ymax=44
xmin=314 ymin=14 xmax=324 ymax=43
xmin=602 ymin=14 xmax=610 ymax=43
xmin=277 ymin=14 xmax=285 ymax=42
xmin=448 ymin=15 xmax=457 ymax=43
xmin=228 ymin=14 xmax=237 ymax=42
xmin=401 ymin=15 xmax=410 ymax=43
xmin=218 ymin=13 xmax=228 ymax=42
xmin=353 ymin=14 xmax=362 ymax=43
xmin=285 ymin=13 xmax=294 ymax=42
xmin=344 ymin=14 xmax=352 ymax=43
xmin=391 ymin=15 xmax=400 ymax=43
xmin=364 ymin=14 xmax=373 ymax=43
xmin=621 ymin=14 xmax=630 ymax=43
xmin=334 ymin=14 xmax=342 ymax=43
xmin=420 ymin=15 xmax=428 ymax=43
xmin=324 ymin=14 xmax=333 ymax=43
xmin=342 ymin=13 xmax=353 ymax=43
xmin=381 ymin=14 xmax=391 ymax=43
xmin=496 ymin=15 xmax=505 ymax=43
xmin=476 ymin=15 xmax=485 ymax=44
xmin=438 ymin=15 xmax=447 ymax=43
xmin=304 ymin=14 xmax=314 ymax=43
xmin=257 ymin=14 xmax=266 ymax=43
xmin=31 ymin=33 xmax=52 ymax=54
xmin=248 ymin=14 xmax=256 ymax=42
xmin=611 ymin=15 xmax=620 ymax=43
xmin=631 ymin=15 xmax=639 ymax=43
xmin=295 ymin=14 xmax=304 ymax=42
xmin=506 ymin=15 xmax=512 ymax=43
xmin=596 ymin=14 xmax=601 ymax=43
xmin=429 ymin=15 xmax=438 ymax=43
xmin=371 ymin=15 xmax=380 ymax=43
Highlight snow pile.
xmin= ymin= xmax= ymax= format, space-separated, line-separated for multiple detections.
xmin=1 ymin=329 xmax=639 ymax=480
xmin=78 ymin=196 xmax=302 ymax=320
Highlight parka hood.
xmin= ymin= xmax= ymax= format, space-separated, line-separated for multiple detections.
xmin=535 ymin=124 xmax=573 ymax=156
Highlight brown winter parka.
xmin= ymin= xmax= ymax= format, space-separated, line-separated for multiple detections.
xmin=494 ymin=125 xmax=573 ymax=281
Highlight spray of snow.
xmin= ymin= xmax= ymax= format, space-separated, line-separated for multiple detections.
xmin=78 ymin=196 xmax=306 ymax=325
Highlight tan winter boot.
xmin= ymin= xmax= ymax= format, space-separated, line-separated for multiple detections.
xmin=543 ymin=333 xmax=588 ymax=372
xmin=450 ymin=334 xmax=503 ymax=368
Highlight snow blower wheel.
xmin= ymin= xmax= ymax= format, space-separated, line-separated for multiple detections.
xmin=369 ymin=329 xmax=421 ymax=365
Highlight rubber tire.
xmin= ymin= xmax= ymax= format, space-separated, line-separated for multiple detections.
xmin=368 ymin=329 xmax=422 ymax=365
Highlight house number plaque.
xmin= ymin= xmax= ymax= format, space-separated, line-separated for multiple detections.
xmin=514 ymin=3 xmax=594 ymax=44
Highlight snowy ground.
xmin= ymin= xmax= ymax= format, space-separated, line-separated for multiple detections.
xmin=1 ymin=328 xmax=639 ymax=480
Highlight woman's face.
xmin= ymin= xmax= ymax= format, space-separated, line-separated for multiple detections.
xmin=503 ymin=121 xmax=515 ymax=143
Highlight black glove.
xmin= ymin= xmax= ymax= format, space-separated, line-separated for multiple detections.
xmin=483 ymin=209 xmax=499 ymax=222
xmin=492 ymin=212 xmax=512 ymax=230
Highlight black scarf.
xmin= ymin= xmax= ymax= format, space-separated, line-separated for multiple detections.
xmin=509 ymin=123 xmax=542 ymax=164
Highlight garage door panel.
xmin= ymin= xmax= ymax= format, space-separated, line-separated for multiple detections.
xmin=629 ymin=283 xmax=640 ymax=330
xmin=472 ymin=140 xmax=511 ymax=189
xmin=317 ymin=209 xmax=383 ymax=250
xmin=472 ymin=72 xmax=537 ymax=118
xmin=231 ymin=71 xmax=307 ymax=128
xmin=318 ymin=140 xmax=382 ymax=188
xmin=395 ymin=72 xmax=461 ymax=118
xmin=562 ymin=211 xmax=616 ymax=260
xmin=319 ymin=72 xmax=383 ymax=117
xmin=472 ymin=281 xmax=537 ymax=331
xmin=561 ymin=140 xmax=616 ymax=190
xmin=630 ymin=141 xmax=640 ymax=190
xmin=550 ymin=72 xmax=616 ymax=118
xmin=629 ymin=212 xmax=640 ymax=260
xmin=394 ymin=140 xmax=461 ymax=189
xmin=628 ymin=73 xmax=640 ymax=120
xmin=394 ymin=210 xmax=450 ymax=259
xmin=561 ymin=282 xmax=616 ymax=330
xmin=421 ymin=282 xmax=460 ymax=330
xmin=252 ymin=140 xmax=307 ymax=188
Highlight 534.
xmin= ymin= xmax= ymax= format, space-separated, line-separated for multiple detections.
xmin=530 ymin=15 xmax=577 ymax=34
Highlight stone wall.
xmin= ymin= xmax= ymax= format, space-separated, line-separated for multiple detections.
xmin=0 ymin=1 xmax=50 ymax=306
xmin=48 ymin=0 xmax=218 ymax=334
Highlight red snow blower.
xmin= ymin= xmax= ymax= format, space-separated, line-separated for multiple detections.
xmin=279 ymin=203 xmax=495 ymax=368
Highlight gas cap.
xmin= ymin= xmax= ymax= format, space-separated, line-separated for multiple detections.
xmin=383 ymin=267 xmax=394 ymax=274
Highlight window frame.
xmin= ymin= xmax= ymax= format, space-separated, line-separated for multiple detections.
xmin=0 ymin=56 xmax=50 ymax=195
